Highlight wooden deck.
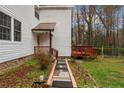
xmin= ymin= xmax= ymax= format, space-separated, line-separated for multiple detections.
xmin=71 ymin=45 xmax=97 ymax=58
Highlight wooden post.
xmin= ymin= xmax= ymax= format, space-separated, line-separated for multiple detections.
xmin=49 ymin=31 xmax=52 ymax=54
xmin=34 ymin=46 xmax=36 ymax=56
xmin=101 ymin=45 xmax=104 ymax=58
xmin=37 ymin=34 xmax=40 ymax=46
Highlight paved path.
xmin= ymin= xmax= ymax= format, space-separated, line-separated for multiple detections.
xmin=51 ymin=58 xmax=77 ymax=88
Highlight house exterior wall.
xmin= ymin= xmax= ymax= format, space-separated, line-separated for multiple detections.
xmin=0 ymin=5 xmax=72 ymax=63
xmin=39 ymin=8 xmax=72 ymax=56
xmin=0 ymin=5 xmax=39 ymax=63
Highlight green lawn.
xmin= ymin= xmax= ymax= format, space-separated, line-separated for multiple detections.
xmin=69 ymin=56 xmax=124 ymax=88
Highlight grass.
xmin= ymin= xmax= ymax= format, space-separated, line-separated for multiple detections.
xmin=69 ymin=56 xmax=124 ymax=88
xmin=26 ymin=59 xmax=52 ymax=81
xmin=0 ymin=58 xmax=52 ymax=88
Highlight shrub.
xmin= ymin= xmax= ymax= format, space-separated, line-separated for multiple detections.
xmin=35 ymin=53 xmax=52 ymax=70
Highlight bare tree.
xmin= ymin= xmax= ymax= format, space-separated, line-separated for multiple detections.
xmin=76 ymin=6 xmax=82 ymax=45
xmin=96 ymin=5 xmax=120 ymax=47
xmin=80 ymin=5 xmax=96 ymax=45
xmin=72 ymin=5 xmax=124 ymax=56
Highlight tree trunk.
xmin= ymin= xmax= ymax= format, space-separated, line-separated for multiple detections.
xmin=77 ymin=7 xmax=82 ymax=45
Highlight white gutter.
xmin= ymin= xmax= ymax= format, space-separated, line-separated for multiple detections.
xmin=39 ymin=5 xmax=74 ymax=9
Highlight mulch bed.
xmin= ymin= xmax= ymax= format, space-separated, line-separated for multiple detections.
xmin=0 ymin=65 xmax=33 ymax=88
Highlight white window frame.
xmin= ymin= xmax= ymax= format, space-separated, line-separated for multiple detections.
xmin=0 ymin=9 xmax=22 ymax=43
xmin=0 ymin=11 xmax=11 ymax=41
xmin=14 ymin=18 xmax=21 ymax=42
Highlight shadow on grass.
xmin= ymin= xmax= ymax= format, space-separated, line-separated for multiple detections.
xmin=72 ymin=57 xmax=96 ymax=62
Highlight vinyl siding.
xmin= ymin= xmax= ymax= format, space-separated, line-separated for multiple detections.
xmin=39 ymin=8 xmax=72 ymax=56
xmin=0 ymin=5 xmax=72 ymax=63
xmin=0 ymin=5 xmax=39 ymax=63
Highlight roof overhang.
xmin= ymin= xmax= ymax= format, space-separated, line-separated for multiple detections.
xmin=39 ymin=5 xmax=74 ymax=9
xmin=32 ymin=23 xmax=56 ymax=32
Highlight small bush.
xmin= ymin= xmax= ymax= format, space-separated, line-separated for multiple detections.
xmin=35 ymin=53 xmax=52 ymax=70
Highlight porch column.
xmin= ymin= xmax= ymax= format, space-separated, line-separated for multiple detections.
xmin=37 ymin=34 xmax=40 ymax=46
xmin=49 ymin=31 xmax=52 ymax=54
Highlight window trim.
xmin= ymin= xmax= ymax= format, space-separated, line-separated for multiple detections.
xmin=0 ymin=11 xmax=11 ymax=41
xmin=0 ymin=10 xmax=22 ymax=43
xmin=14 ymin=18 xmax=21 ymax=42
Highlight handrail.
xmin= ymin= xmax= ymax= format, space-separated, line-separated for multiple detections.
xmin=34 ymin=46 xmax=58 ymax=59
xmin=34 ymin=46 xmax=50 ymax=56
xmin=51 ymin=48 xmax=58 ymax=59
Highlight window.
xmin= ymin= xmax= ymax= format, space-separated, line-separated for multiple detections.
xmin=34 ymin=5 xmax=39 ymax=19
xmin=0 ymin=11 xmax=11 ymax=40
xmin=14 ymin=19 xmax=21 ymax=41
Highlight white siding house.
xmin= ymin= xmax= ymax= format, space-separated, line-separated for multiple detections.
xmin=0 ymin=5 xmax=72 ymax=63
xmin=39 ymin=6 xmax=72 ymax=56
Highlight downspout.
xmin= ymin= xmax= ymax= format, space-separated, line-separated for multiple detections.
xmin=71 ymin=7 xmax=73 ymax=57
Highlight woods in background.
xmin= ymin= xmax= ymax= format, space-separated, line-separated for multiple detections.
xmin=72 ymin=5 xmax=124 ymax=56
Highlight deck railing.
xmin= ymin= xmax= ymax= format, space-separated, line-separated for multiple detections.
xmin=34 ymin=46 xmax=58 ymax=59
xmin=71 ymin=45 xmax=97 ymax=58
